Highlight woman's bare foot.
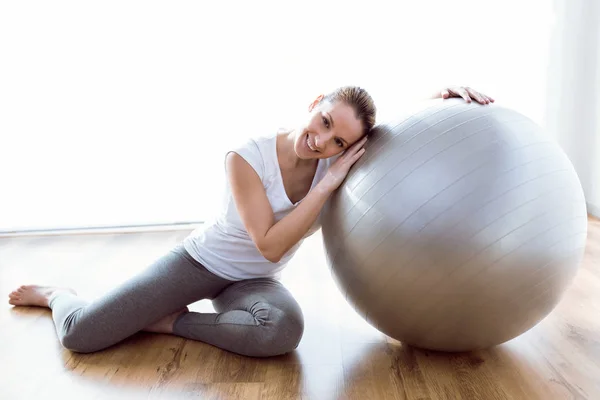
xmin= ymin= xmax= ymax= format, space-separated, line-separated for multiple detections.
xmin=143 ymin=307 xmax=189 ymax=334
xmin=7 ymin=285 xmax=77 ymax=308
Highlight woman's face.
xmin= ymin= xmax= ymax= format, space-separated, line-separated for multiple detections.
xmin=294 ymin=96 xmax=365 ymax=160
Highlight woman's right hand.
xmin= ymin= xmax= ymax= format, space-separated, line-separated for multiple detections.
xmin=321 ymin=136 xmax=368 ymax=192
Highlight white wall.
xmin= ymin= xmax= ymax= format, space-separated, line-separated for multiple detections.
xmin=0 ymin=1 xmax=557 ymax=232
xmin=545 ymin=0 xmax=600 ymax=218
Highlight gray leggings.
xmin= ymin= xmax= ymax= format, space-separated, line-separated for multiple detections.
xmin=48 ymin=244 xmax=304 ymax=357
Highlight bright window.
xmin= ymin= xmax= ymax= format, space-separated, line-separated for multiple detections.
xmin=0 ymin=1 xmax=554 ymax=231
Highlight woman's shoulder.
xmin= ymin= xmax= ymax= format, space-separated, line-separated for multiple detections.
xmin=226 ymin=131 xmax=278 ymax=180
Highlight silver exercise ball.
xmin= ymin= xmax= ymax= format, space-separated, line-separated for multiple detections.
xmin=321 ymin=98 xmax=588 ymax=352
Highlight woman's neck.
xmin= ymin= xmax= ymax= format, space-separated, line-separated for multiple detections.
xmin=277 ymin=130 xmax=318 ymax=169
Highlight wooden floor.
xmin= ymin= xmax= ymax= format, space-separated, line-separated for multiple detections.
xmin=1 ymin=216 xmax=599 ymax=400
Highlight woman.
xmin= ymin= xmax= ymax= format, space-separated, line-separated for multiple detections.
xmin=7 ymin=86 xmax=493 ymax=357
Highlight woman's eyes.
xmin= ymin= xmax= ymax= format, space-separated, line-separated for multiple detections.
xmin=322 ymin=116 xmax=330 ymax=128
xmin=335 ymin=139 xmax=344 ymax=147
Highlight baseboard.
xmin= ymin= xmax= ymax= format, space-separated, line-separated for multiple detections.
xmin=0 ymin=222 xmax=204 ymax=238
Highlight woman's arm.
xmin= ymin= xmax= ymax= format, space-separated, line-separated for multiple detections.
xmin=226 ymin=153 xmax=331 ymax=263
xmin=226 ymin=136 xmax=368 ymax=263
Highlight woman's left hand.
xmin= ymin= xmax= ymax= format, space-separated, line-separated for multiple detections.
xmin=435 ymin=86 xmax=495 ymax=105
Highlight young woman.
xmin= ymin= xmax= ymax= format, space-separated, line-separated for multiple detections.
xmin=7 ymin=86 xmax=493 ymax=357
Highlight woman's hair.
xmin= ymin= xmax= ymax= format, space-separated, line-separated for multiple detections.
xmin=323 ymin=86 xmax=376 ymax=136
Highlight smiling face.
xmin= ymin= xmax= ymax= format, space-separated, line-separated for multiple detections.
xmin=294 ymin=96 xmax=365 ymax=160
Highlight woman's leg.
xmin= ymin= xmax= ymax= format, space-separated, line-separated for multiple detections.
xmin=8 ymin=244 xmax=232 ymax=353
xmin=172 ymin=278 xmax=304 ymax=357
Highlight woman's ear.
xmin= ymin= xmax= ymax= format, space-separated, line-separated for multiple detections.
xmin=308 ymin=94 xmax=325 ymax=111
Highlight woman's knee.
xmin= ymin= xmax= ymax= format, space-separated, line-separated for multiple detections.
xmin=248 ymin=303 xmax=304 ymax=357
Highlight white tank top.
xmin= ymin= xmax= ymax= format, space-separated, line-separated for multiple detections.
xmin=183 ymin=132 xmax=335 ymax=281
